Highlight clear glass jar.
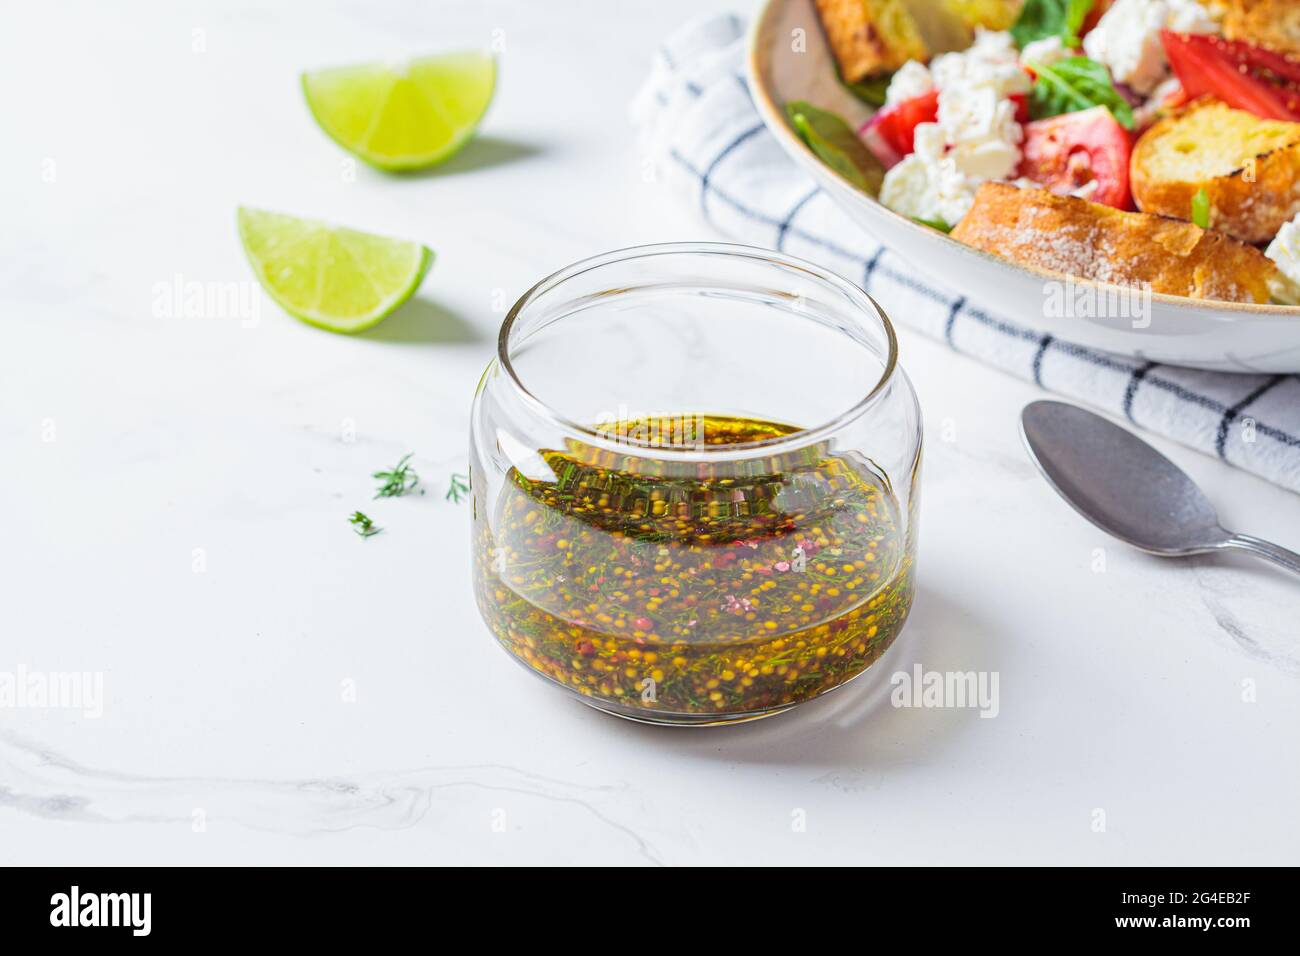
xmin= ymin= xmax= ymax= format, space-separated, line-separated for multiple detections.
xmin=470 ymin=243 xmax=922 ymax=725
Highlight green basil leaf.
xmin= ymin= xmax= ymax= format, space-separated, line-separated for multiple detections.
xmin=1064 ymin=0 xmax=1094 ymax=42
xmin=785 ymin=101 xmax=886 ymax=196
xmin=1191 ymin=188 xmax=1211 ymax=229
xmin=1012 ymin=0 xmax=1095 ymax=49
xmin=911 ymin=216 xmax=953 ymax=233
xmin=1028 ymin=56 xmax=1135 ymax=129
xmin=844 ymin=73 xmax=890 ymax=108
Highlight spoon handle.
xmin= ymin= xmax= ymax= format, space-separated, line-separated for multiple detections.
xmin=1222 ymin=533 xmax=1300 ymax=576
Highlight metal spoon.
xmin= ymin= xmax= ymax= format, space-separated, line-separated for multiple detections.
xmin=1020 ymin=400 xmax=1300 ymax=576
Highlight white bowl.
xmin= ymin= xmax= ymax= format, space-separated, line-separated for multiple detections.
xmin=747 ymin=0 xmax=1300 ymax=372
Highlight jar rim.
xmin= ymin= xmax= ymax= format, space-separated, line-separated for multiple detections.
xmin=497 ymin=241 xmax=900 ymax=459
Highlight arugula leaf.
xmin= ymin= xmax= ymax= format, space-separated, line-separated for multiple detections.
xmin=785 ymin=101 xmax=886 ymax=195
xmin=1028 ymin=56 xmax=1135 ymax=129
xmin=1191 ymin=188 xmax=1211 ymax=229
xmin=1012 ymin=0 xmax=1095 ymax=49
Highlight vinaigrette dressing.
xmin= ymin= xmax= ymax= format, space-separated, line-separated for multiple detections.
xmin=473 ymin=415 xmax=915 ymax=723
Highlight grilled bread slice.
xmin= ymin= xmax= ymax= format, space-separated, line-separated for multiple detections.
xmin=1130 ymin=98 xmax=1300 ymax=243
xmin=950 ymin=182 xmax=1278 ymax=303
xmin=812 ymin=0 xmax=1022 ymax=83
xmin=1215 ymin=0 xmax=1300 ymax=57
xmin=813 ymin=0 xmax=927 ymax=82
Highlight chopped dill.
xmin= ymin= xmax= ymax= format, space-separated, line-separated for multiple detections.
xmin=373 ymin=453 xmax=419 ymax=499
xmin=349 ymin=511 xmax=381 ymax=539
xmin=445 ymin=472 xmax=470 ymax=503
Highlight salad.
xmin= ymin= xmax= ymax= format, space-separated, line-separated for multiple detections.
xmin=787 ymin=0 xmax=1300 ymax=303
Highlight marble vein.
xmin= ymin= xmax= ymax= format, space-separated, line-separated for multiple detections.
xmin=0 ymin=731 xmax=663 ymax=865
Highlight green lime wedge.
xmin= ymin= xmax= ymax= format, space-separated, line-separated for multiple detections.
xmin=302 ymin=52 xmax=496 ymax=171
xmin=237 ymin=207 xmax=433 ymax=334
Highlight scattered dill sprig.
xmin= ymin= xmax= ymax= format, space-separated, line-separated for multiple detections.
xmin=373 ymin=453 xmax=419 ymax=499
xmin=349 ymin=511 xmax=381 ymax=539
xmin=445 ymin=472 xmax=470 ymax=503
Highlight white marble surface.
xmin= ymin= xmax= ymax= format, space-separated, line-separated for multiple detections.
xmin=2 ymin=0 xmax=1298 ymax=866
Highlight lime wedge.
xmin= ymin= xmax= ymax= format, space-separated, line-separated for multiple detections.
xmin=237 ymin=207 xmax=433 ymax=334
xmin=302 ymin=52 xmax=496 ymax=171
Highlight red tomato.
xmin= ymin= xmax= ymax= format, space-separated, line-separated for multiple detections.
xmin=866 ymin=89 xmax=938 ymax=156
xmin=1081 ymin=0 xmax=1112 ymax=37
xmin=1161 ymin=31 xmax=1300 ymax=122
xmin=1019 ymin=106 xmax=1132 ymax=209
xmin=1010 ymin=92 xmax=1030 ymax=124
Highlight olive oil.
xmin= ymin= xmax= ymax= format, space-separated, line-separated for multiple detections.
xmin=473 ymin=415 xmax=915 ymax=724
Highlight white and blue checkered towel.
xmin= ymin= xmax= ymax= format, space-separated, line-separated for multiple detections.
xmin=632 ymin=13 xmax=1300 ymax=494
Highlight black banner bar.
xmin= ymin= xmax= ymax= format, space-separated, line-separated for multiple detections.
xmin=0 ymin=867 xmax=1290 ymax=942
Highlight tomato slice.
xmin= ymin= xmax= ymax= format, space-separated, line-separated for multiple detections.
xmin=1160 ymin=31 xmax=1300 ymax=121
xmin=866 ymin=89 xmax=938 ymax=156
xmin=1019 ymin=106 xmax=1132 ymax=209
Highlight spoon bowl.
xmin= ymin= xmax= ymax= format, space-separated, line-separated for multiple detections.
xmin=1020 ymin=400 xmax=1300 ymax=575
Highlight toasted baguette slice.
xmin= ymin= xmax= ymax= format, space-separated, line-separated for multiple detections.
xmin=950 ymin=182 xmax=1278 ymax=303
xmin=812 ymin=0 xmax=1023 ymax=83
xmin=813 ymin=0 xmax=929 ymax=82
xmin=1216 ymin=0 xmax=1300 ymax=57
xmin=1131 ymin=98 xmax=1300 ymax=243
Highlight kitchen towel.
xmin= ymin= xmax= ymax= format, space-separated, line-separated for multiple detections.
xmin=632 ymin=13 xmax=1300 ymax=495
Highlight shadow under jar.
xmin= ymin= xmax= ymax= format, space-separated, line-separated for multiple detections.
xmin=470 ymin=243 xmax=922 ymax=726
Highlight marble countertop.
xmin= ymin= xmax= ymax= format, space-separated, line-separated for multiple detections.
xmin=3 ymin=0 xmax=1297 ymax=866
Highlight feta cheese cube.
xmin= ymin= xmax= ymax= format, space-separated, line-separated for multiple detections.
xmin=885 ymin=60 xmax=934 ymax=105
xmin=1083 ymin=0 xmax=1218 ymax=96
xmin=1021 ymin=35 xmax=1069 ymax=68
xmin=1266 ymin=214 xmax=1300 ymax=288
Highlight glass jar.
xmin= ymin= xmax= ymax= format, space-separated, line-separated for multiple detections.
xmin=469 ymin=243 xmax=922 ymax=726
